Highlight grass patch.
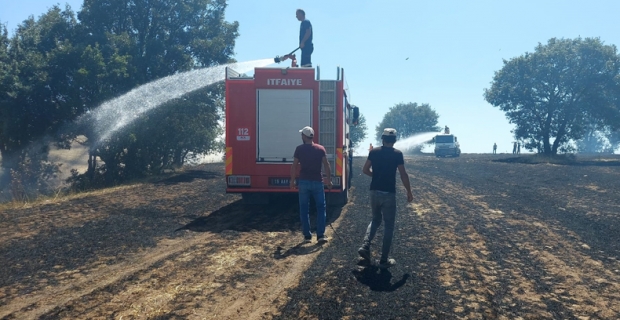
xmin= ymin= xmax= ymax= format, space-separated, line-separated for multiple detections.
xmin=493 ymin=154 xmax=620 ymax=166
xmin=0 ymin=166 xmax=199 ymax=210
xmin=0 ymin=184 xmax=143 ymax=211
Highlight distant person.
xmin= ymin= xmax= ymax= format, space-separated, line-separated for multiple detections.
xmin=296 ymin=9 xmax=313 ymax=67
xmin=512 ymin=142 xmax=517 ymax=154
xmin=517 ymin=142 xmax=521 ymax=154
xmin=444 ymin=126 xmax=450 ymax=134
xmin=369 ymin=143 xmax=373 ymax=151
xmin=493 ymin=143 xmax=497 ymax=154
xmin=358 ymin=128 xmax=413 ymax=269
xmin=290 ymin=126 xmax=332 ymax=244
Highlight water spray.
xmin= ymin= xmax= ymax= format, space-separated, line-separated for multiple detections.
xmin=78 ymin=58 xmax=275 ymax=145
xmin=393 ymin=132 xmax=441 ymax=150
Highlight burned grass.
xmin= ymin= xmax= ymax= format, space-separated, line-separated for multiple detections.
xmin=274 ymin=154 xmax=620 ymax=319
xmin=2 ymin=156 xmax=620 ymax=319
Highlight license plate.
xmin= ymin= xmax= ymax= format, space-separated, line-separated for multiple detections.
xmin=269 ymin=178 xmax=290 ymax=186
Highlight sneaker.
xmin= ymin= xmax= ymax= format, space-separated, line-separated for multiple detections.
xmin=317 ymin=236 xmax=329 ymax=244
xmin=303 ymin=236 xmax=312 ymax=244
xmin=358 ymin=247 xmax=371 ymax=260
xmin=378 ymin=258 xmax=396 ymax=269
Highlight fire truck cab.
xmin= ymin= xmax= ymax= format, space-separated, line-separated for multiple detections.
xmin=224 ymin=66 xmax=358 ymax=205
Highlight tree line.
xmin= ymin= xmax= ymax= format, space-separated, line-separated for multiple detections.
xmin=373 ymin=37 xmax=620 ymax=155
xmin=0 ymin=0 xmax=238 ymax=201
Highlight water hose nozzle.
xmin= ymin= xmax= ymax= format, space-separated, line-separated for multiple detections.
xmin=274 ymin=47 xmax=300 ymax=63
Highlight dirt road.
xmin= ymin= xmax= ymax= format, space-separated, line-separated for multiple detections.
xmin=2 ymin=154 xmax=620 ymax=319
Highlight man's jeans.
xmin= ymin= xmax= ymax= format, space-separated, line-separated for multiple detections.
xmin=298 ymin=179 xmax=326 ymax=238
xmin=363 ymin=190 xmax=396 ymax=261
xmin=300 ymin=45 xmax=314 ymax=67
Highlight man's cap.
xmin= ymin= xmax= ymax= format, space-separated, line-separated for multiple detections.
xmin=299 ymin=126 xmax=314 ymax=137
xmin=382 ymin=128 xmax=397 ymax=137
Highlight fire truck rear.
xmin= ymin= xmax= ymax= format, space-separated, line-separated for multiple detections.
xmin=224 ymin=66 xmax=359 ymax=204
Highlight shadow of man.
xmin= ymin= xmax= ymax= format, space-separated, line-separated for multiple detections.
xmin=273 ymin=241 xmax=325 ymax=259
xmin=352 ymin=260 xmax=410 ymax=292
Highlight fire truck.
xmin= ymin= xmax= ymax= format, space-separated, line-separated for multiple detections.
xmin=433 ymin=134 xmax=461 ymax=157
xmin=224 ymin=66 xmax=359 ymax=205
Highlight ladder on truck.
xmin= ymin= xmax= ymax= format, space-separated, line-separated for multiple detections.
xmin=319 ymin=79 xmax=337 ymax=181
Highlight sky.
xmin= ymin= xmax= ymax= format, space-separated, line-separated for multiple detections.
xmin=2 ymin=0 xmax=620 ymax=154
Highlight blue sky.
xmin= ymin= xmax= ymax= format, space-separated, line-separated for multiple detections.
xmin=2 ymin=0 xmax=620 ymax=154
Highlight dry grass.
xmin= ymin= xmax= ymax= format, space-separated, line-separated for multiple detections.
xmin=0 ymin=162 xmax=334 ymax=319
xmin=0 ymin=182 xmax=140 ymax=211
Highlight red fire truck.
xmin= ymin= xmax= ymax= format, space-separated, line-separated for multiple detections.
xmin=224 ymin=66 xmax=359 ymax=204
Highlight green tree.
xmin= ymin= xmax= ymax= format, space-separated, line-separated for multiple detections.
xmin=484 ymin=37 xmax=620 ymax=155
xmin=96 ymin=83 xmax=224 ymax=181
xmin=350 ymin=113 xmax=368 ymax=154
xmin=375 ymin=102 xmax=441 ymax=143
xmin=78 ymin=0 xmax=238 ymax=84
xmin=0 ymin=5 xmax=82 ymax=195
xmin=1 ymin=1 xmax=239 ymax=199
xmin=72 ymin=0 xmax=239 ymax=185
xmin=0 ymin=25 xmax=11 ymax=144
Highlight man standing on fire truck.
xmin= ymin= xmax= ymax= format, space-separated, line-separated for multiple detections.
xmin=296 ymin=9 xmax=313 ymax=67
xmin=290 ymin=126 xmax=332 ymax=244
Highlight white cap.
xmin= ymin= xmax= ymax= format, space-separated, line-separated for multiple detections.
xmin=299 ymin=126 xmax=314 ymax=137
xmin=382 ymin=128 xmax=397 ymax=137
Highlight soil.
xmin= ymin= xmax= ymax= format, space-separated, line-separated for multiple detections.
xmin=1 ymin=154 xmax=620 ymax=319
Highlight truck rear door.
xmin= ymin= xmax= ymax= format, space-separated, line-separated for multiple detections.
xmin=257 ymin=89 xmax=312 ymax=162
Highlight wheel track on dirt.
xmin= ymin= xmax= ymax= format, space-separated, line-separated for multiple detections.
xmin=407 ymin=159 xmax=620 ymax=319
xmin=0 ymin=200 xmax=290 ymax=318
xmin=5 ymin=159 xmax=620 ymax=319
xmin=4 ymin=191 xmax=350 ymax=319
xmin=407 ymin=168 xmax=533 ymax=318
xmin=223 ymin=191 xmax=356 ymax=320
xmin=1 ymin=233 xmax=214 ymax=319
xmin=0 ymin=169 xmax=278 ymax=319
xmin=273 ymin=166 xmax=459 ymax=319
